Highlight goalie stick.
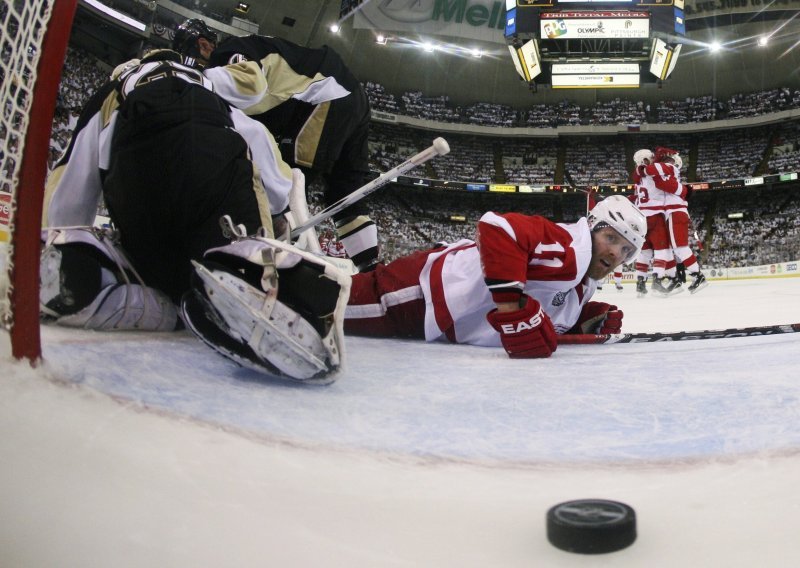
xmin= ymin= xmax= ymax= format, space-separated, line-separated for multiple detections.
xmin=558 ymin=322 xmax=800 ymax=345
xmin=289 ymin=137 xmax=450 ymax=239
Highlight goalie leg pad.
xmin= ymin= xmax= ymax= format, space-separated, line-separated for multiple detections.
xmin=40 ymin=228 xmax=178 ymax=331
xmin=181 ymin=237 xmax=351 ymax=383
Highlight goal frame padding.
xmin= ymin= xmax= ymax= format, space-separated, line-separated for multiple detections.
xmin=9 ymin=0 xmax=78 ymax=361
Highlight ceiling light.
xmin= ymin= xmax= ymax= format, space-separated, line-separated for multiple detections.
xmin=758 ymin=36 xmax=768 ymax=46
xmin=423 ymin=42 xmax=435 ymax=52
xmin=376 ymin=34 xmax=387 ymax=45
xmin=329 ymin=23 xmax=340 ymax=33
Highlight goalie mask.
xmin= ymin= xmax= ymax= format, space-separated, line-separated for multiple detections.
xmin=172 ymin=19 xmax=217 ymax=58
xmin=587 ymin=195 xmax=646 ymax=263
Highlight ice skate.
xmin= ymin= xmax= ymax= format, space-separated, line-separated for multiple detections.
xmin=653 ymin=276 xmax=684 ymax=296
xmin=636 ymin=276 xmax=648 ymax=297
xmin=688 ymin=272 xmax=708 ymax=294
xmin=652 ymin=276 xmax=669 ymax=295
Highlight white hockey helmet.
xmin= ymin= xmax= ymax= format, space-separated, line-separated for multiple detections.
xmin=671 ymin=153 xmax=683 ymax=170
xmin=633 ymin=148 xmax=654 ymax=166
xmin=588 ymin=195 xmax=646 ymax=262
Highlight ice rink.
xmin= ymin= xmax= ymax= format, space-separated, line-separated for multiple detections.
xmin=2 ymin=276 xmax=800 ymax=567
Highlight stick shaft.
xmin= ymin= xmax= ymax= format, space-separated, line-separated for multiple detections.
xmin=290 ymin=138 xmax=449 ymax=239
xmin=558 ymin=323 xmax=800 ymax=345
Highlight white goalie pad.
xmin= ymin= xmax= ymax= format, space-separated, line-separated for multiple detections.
xmin=284 ymin=168 xmax=321 ymax=253
xmin=181 ymin=235 xmax=352 ymax=383
xmin=40 ymin=227 xmax=178 ymax=331
xmin=282 ymin=168 xmax=358 ymax=276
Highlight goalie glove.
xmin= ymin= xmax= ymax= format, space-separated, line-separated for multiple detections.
xmin=569 ymin=301 xmax=624 ymax=335
xmin=486 ymin=296 xmax=558 ymax=359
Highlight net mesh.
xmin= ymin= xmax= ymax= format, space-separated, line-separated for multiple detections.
xmin=0 ymin=0 xmax=54 ymax=330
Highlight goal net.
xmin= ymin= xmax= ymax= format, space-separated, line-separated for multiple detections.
xmin=0 ymin=0 xmax=76 ymax=360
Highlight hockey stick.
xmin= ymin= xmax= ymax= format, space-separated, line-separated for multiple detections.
xmin=289 ymin=137 xmax=450 ymax=239
xmin=558 ymin=322 xmax=800 ymax=345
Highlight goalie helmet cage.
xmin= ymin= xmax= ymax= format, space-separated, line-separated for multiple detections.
xmin=0 ymin=0 xmax=78 ymax=361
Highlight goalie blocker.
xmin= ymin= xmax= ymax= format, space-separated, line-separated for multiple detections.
xmin=181 ymin=235 xmax=351 ymax=384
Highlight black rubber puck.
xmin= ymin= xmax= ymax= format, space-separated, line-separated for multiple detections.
xmin=546 ymin=499 xmax=636 ymax=554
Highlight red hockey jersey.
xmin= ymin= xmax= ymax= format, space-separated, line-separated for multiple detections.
xmin=418 ymin=212 xmax=598 ymax=346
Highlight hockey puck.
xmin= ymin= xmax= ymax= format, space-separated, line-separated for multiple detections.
xmin=546 ymin=499 xmax=636 ymax=554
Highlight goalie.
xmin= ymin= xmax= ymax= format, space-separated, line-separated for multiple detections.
xmin=40 ymin=49 xmax=350 ymax=383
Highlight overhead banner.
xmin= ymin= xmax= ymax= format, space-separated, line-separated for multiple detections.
xmin=354 ymin=0 xmax=508 ymax=44
xmin=552 ymin=73 xmax=640 ymax=88
xmin=540 ymin=11 xmax=650 ymax=39
xmin=552 ymin=63 xmax=639 ymax=75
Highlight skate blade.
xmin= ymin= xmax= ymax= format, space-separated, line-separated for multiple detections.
xmin=689 ymin=281 xmax=709 ymax=294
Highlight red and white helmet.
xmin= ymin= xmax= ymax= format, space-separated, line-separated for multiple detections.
xmin=633 ymin=148 xmax=653 ymax=166
xmin=588 ymin=195 xmax=646 ymax=262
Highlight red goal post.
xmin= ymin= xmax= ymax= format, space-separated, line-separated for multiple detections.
xmin=0 ymin=0 xmax=77 ymax=361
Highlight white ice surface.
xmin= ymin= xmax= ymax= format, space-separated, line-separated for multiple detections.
xmin=2 ymin=277 xmax=800 ymax=566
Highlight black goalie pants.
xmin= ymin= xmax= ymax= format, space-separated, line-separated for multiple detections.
xmin=103 ymin=79 xmax=266 ymax=303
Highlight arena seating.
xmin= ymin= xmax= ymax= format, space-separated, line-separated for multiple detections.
xmin=43 ymin=45 xmax=800 ymax=267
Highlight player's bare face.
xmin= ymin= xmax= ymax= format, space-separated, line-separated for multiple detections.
xmin=589 ymin=227 xmax=636 ymax=280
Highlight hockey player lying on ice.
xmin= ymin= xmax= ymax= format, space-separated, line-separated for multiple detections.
xmin=345 ymin=195 xmax=647 ymax=359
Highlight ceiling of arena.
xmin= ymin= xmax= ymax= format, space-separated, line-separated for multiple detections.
xmin=83 ymin=0 xmax=800 ymax=106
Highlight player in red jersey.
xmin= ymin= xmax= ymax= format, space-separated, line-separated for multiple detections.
xmin=637 ymin=147 xmax=708 ymax=294
xmin=630 ymin=148 xmax=676 ymax=295
xmin=344 ymin=196 xmax=646 ymax=359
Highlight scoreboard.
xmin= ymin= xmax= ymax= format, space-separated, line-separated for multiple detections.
xmin=505 ymin=0 xmax=685 ymax=89
xmin=507 ymin=0 xmax=684 ymax=36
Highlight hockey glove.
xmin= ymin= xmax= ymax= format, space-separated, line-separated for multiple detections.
xmin=570 ymin=301 xmax=624 ymax=335
xmin=486 ymin=296 xmax=558 ymax=359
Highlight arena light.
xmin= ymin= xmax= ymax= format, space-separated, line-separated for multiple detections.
xmin=471 ymin=48 xmax=483 ymax=58
xmin=758 ymin=36 xmax=769 ymax=47
xmin=235 ymin=2 xmax=250 ymax=13
xmin=376 ymin=34 xmax=387 ymax=45
xmin=329 ymin=23 xmax=340 ymax=33
xmin=423 ymin=42 xmax=435 ymax=53
xmin=709 ymin=41 xmax=722 ymax=52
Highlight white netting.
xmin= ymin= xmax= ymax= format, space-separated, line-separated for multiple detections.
xmin=0 ymin=0 xmax=55 ymax=330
